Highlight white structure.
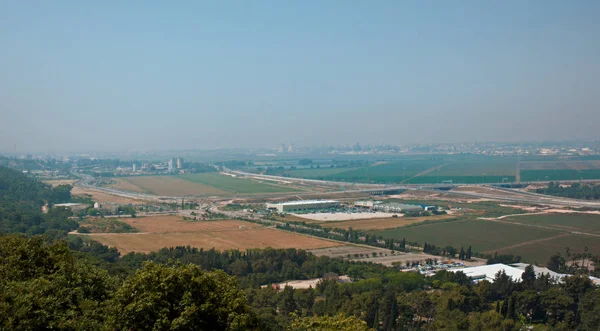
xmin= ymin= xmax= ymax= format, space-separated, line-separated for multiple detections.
xmin=54 ymin=203 xmax=87 ymax=212
xmin=132 ymin=164 xmax=137 ymax=172
xmin=450 ymin=263 xmax=600 ymax=285
xmin=355 ymin=200 xmax=375 ymax=208
xmin=373 ymin=203 xmax=423 ymax=213
xmin=449 ymin=264 xmax=524 ymax=283
xmin=177 ymin=157 xmax=183 ymax=169
xmin=266 ymin=200 xmax=340 ymax=213
xmin=94 ymin=202 xmax=101 ymax=209
xmin=168 ymin=158 xmax=174 ymax=172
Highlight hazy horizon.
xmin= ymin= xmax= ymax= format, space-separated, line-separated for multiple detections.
xmin=1 ymin=1 xmax=599 ymax=153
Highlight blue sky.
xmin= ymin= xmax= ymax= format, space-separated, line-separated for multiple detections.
xmin=1 ymin=1 xmax=599 ymax=152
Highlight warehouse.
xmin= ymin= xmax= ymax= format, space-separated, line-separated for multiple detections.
xmin=266 ymin=200 xmax=340 ymax=213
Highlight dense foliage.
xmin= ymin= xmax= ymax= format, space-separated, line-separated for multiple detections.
xmin=537 ymin=182 xmax=600 ymax=200
xmin=0 ymin=167 xmax=78 ymax=236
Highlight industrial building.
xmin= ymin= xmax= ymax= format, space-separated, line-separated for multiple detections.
xmin=372 ymin=203 xmax=423 ymax=213
xmin=266 ymin=200 xmax=340 ymax=213
xmin=176 ymin=157 xmax=184 ymax=169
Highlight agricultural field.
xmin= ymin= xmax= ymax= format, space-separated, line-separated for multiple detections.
xmin=503 ymin=213 xmax=600 ymax=235
xmin=178 ymin=173 xmax=301 ymax=194
xmin=519 ymin=160 xmax=600 ymax=171
xmin=117 ymin=173 xmax=300 ymax=196
xmin=520 ymin=169 xmax=600 ymax=182
xmin=309 ymin=245 xmax=483 ymax=267
xmin=285 ymin=167 xmax=360 ymax=179
xmin=105 ymin=178 xmax=149 ymax=194
xmin=494 ymin=235 xmax=600 ymax=265
xmin=278 ymin=156 xmax=600 ymax=184
xmin=319 ymin=160 xmax=445 ymax=183
xmin=71 ymin=186 xmax=147 ymax=204
xmin=370 ymin=219 xmax=560 ymax=255
xmin=78 ymin=216 xmax=339 ymax=254
xmin=319 ymin=214 xmax=455 ymax=230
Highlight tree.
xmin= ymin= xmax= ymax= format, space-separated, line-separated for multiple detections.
xmin=0 ymin=235 xmax=114 ymax=330
xmin=289 ymin=313 xmax=372 ymax=331
xmin=546 ymin=253 xmax=566 ymax=272
xmin=521 ymin=265 xmax=536 ymax=290
xmin=279 ymin=285 xmax=298 ymax=315
xmin=106 ymin=262 xmax=258 ymax=330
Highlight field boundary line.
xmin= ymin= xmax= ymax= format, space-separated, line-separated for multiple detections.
xmin=402 ymin=163 xmax=448 ymax=184
xmin=482 ymin=233 xmax=571 ymax=254
xmin=478 ymin=217 xmax=600 ymax=238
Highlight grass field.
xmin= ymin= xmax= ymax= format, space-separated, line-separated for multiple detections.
xmin=316 ymin=160 xmax=445 ymax=183
xmin=494 ymin=235 xmax=600 ymax=265
xmin=81 ymin=216 xmax=339 ymax=254
xmin=286 ymin=167 xmax=359 ymax=178
xmin=122 ymin=176 xmax=227 ymax=196
xmin=520 ymin=169 xmax=600 ymax=182
xmin=278 ymin=156 xmax=600 ymax=184
xmin=319 ymin=214 xmax=455 ymax=230
xmin=178 ymin=173 xmax=300 ymax=194
xmin=504 ymin=213 xmax=600 ymax=235
xmin=119 ymin=173 xmax=300 ymax=196
xmin=370 ymin=219 xmax=560 ymax=253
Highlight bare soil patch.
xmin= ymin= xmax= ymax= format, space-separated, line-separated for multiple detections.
xmin=71 ymin=186 xmax=146 ymax=204
xmin=293 ymin=212 xmax=400 ymax=222
xmin=106 ymin=178 xmax=148 ymax=193
xmin=43 ymin=179 xmax=77 ymax=187
xmin=79 ymin=216 xmax=339 ymax=254
xmin=121 ymin=216 xmax=259 ymax=233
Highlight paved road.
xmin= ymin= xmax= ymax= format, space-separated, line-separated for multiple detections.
xmin=74 ymin=169 xmax=600 ymax=209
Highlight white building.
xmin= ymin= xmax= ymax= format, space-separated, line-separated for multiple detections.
xmin=449 ymin=264 xmax=524 ymax=283
xmin=266 ymin=200 xmax=340 ymax=213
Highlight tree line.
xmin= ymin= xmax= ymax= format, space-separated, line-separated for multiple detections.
xmin=537 ymin=182 xmax=600 ymax=200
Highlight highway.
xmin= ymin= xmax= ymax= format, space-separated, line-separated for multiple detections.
xmin=73 ymin=169 xmax=600 ymax=209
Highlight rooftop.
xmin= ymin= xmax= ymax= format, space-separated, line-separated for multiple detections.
xmin=268 ymin=200 xmax=340 ymax=206
xmin=449 ymin=263 xmax=524 ymax=283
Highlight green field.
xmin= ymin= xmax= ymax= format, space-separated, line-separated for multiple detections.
xmin=504 ymin=213 xmax=600 ymax=235
xmin=286 ymin=167 xmax=359 ymax=178
xmin=496 ymin=235 xmax=600 ymax=265
xmin=406 ymin=175 xmax=516 ymax=184
xmin=520 ymin=169 xmax=600 ymax=182
xmin=177 ymin=173 xmax=300 ymax=194
xmin=370 ymin=219 xmax=559 ymax=254
xmin=316 ymin=160 xmax=445 ymax=183
xmin=278 ymin=155 xmax=600 ymax=184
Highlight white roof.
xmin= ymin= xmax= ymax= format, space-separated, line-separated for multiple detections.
xmin=449 ymin=263 xmax=524 ymax=283
xmin=268 ymin=200 xmax=339 ymax=206
xmin=511 ymin=263 xmax=568 ymax=280
xmin=54 ymin=203 xmax=85 ymax=207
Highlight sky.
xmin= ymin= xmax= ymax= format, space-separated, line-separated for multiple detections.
xmin=1 ymin=1 xmax=599 ymax=153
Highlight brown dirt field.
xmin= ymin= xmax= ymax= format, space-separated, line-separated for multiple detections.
xmin=71 ymin=187 xmax=146 ymax=205
xmin=80 ymin=216 xmax=340 ymax=254
xmin=123 ymin=176 xmax=227 ymax=196
xmin=43 ymin=179 xmax=77 ymax=187
xmin=122 ymin=216 xmax=260 ymax=233
xmin=106 ymin=178 xmax=148 ymax=193
xmin=319 ymin=215 xmax=453 ymax=230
